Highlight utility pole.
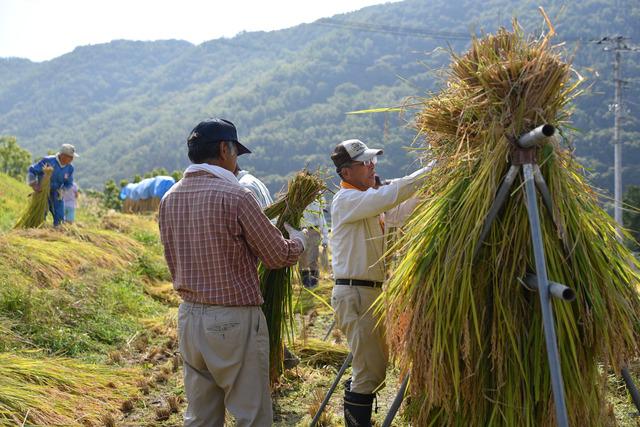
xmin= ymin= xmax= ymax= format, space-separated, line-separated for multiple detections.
xmin=613 ymin=38 xmax=623 ymax=226
xmin=595 ymin=36 xmax=638 ymax=230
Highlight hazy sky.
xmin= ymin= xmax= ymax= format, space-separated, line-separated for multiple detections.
xmin=0 ymin=0 xmax=397 ymax=62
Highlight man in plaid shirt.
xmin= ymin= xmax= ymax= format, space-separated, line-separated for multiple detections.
xmin=159 ymin=118 xmax=307 ymax=426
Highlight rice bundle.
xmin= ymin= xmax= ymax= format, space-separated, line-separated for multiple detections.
xmin=260 ymin=170 xmax=326 ymax=383
xmin=383 ymin=23 xmax=640 ymax=426
xmin=14 ymin=165 xmax=53 ymax=229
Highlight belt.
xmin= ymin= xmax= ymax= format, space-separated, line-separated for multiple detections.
xmin=335 ymin=279 xmax=383 ymax=288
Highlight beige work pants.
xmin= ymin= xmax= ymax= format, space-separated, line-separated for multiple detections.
xmin=178 ymin=302 xmax=272 ymax=427
xmin=299 ymin=229 xmax=321 ymax=271
xmin=331 ymin=285 xmax=388 ymax=394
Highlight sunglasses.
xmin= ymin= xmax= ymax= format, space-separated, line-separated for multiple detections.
xmin=351 ymin=156 xmax=378 ymax=167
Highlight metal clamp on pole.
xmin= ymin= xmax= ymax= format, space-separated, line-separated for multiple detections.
xmin=521 ymin=274 xmax=576 ymax=302
xmin=517 ymin=124 xmax=555 ymax=148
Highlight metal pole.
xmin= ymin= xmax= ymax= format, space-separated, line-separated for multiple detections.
xmin=523 ymin=164 xmax=569 ymax=427
xmin=522 ymin=274 xmax=576 ymax=302
xmin=621 ymin=367 xmax=640 ymax=414
xmin=473 ymin=165 xmax=520 ymax=259
xmin=310 ymin=352 xmax=353 ymax=427
xmin=613 ymin=42 xmax=623 ymax=231
xmin=381 ymin=373 xmax=410 ymax=427
xmin=323 ymin=319 xmax=336 ymax=341
xmin=517 ymin=124 xmax=555 ymax=148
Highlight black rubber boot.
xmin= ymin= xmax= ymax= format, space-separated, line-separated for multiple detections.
xmin=344 ymin=379 xmax=374 ymax=427
xmin=300 ymin=270 xmax=311 ymax=288
xmin=309 ymin=270 xmax=319 ymax=288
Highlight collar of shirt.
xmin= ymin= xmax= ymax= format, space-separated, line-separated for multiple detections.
xmin=55 ymin=154 xmax=64 ymax=168
xmin=340 ymin=181 xmax=362 ymax=191
xmin=236 ymin=170 xmax=249 ymax=180
xmin=184 ymin=163 xmax=238 ymax=185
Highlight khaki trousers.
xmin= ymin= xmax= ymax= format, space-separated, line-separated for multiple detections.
xmin=178 ymin=302 xmax=272 ymax=426
xmin=331 ymin=285 xmax=388 ymax=394
xmin=299 ymin=229 xmax=321 ymax=271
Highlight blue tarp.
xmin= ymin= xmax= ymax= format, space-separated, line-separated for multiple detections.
xmin=119 ymin=176 xmax=175 ymax=200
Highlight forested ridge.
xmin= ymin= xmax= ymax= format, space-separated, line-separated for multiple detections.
xmin=0 ymin=0 xmax=638 ymax=193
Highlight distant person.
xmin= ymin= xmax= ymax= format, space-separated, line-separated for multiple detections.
xmin=27 ymin=144 xmax=78 ymax=226
xmin=158 ymin=118 xmax=306 ymax=426
xmin=330 ymin=139 xmax=432 ymax=426
xmin=299 ymin=197 xmax=329 ymax=288
xmin=63 ymin=182 xmax=79 ymax=223
xmin=236 ymin=165 xmax=273 ymax=209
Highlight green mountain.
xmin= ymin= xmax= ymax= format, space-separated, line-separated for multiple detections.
xmin=0 ymin=0 xmax=638 ymax=194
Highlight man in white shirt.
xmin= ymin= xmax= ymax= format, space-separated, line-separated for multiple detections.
xmin=329 ymin=139 xmax=431 ymax=426
xmin=300 ymin=197 xmax=329 ymax=288
xmin=237 ymin=167 xmax=273 ymax=209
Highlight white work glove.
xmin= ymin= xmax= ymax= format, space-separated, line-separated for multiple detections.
xmin=408 ymin=160 xmax=437 ymax=180
xmin=284 ymin=223 xmax=307 ymax=250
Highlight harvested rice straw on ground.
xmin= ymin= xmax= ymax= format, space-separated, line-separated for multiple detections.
xmin=260 ymin=170 xmax=326 ymax=383
xmin=383 ymin=23 xmax=640 ymax=426
xmin=0 ymin=352 xmax=140 ymax=426
xmin=14 ymin=165 xmax=53 ymax=229
xmin=292 ymin=338 xmax=349 ymax=367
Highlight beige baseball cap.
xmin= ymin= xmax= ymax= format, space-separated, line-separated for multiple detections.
xmin=58 ymin=144 xmax=79 ymax=158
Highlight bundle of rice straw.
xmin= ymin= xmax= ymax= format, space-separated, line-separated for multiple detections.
xmin=383 ymin=22 xmax=640 ymax=426
xmin=15 ymin=165 xmax=53 ymax=229
xmin=292 ymin=338 xmax=349 ymax=367
xmin=260 ymin=169 xmax=326 ymax=383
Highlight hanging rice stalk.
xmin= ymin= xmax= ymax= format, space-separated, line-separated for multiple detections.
xmin=260 ymin=170 xmax=326 ymax=383
xmin=14 ymin=165 xmax=53 ymax=229
xmin=383 ymin=22 xmax=640 ymax=426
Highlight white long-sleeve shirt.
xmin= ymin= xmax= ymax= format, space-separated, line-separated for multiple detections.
xmin=302 ymin=199 xmax=329 ymax=244
xmin=237 ymin=170 xmax=273 ymax=209
xmin=330 ymin=166 xmax=431 ymax=282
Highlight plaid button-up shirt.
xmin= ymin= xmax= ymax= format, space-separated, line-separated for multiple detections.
xmin=159 ymin=170 xmax=303 ymax=306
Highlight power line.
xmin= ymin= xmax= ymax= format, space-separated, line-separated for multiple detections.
xmin=316 ymin=18 xmax=472 ymax=41
xmin=315 ymin=18 xmax=602 ymax=44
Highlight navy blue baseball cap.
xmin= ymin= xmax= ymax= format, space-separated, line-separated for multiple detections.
xmin=187 ymin=118 xmax=251 ymax=155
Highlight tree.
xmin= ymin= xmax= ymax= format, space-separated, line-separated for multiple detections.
xmin=0 ymin=136 xmax=32 ymax=180
xmin=623 ymin=185 xmax=640 ymax=251
xmin=102 ymin=179 xmax=122 ymax=210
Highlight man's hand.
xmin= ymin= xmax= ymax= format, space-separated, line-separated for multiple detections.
xmin=284 ymin=223 xmax=308 ymax=250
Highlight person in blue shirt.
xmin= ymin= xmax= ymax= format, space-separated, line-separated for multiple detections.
xmin=27 ymin=144 xmax=79 ymax=226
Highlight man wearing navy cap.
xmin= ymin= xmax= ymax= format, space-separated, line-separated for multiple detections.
xmin=159 ymin=118 xmax=307 ymax=426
